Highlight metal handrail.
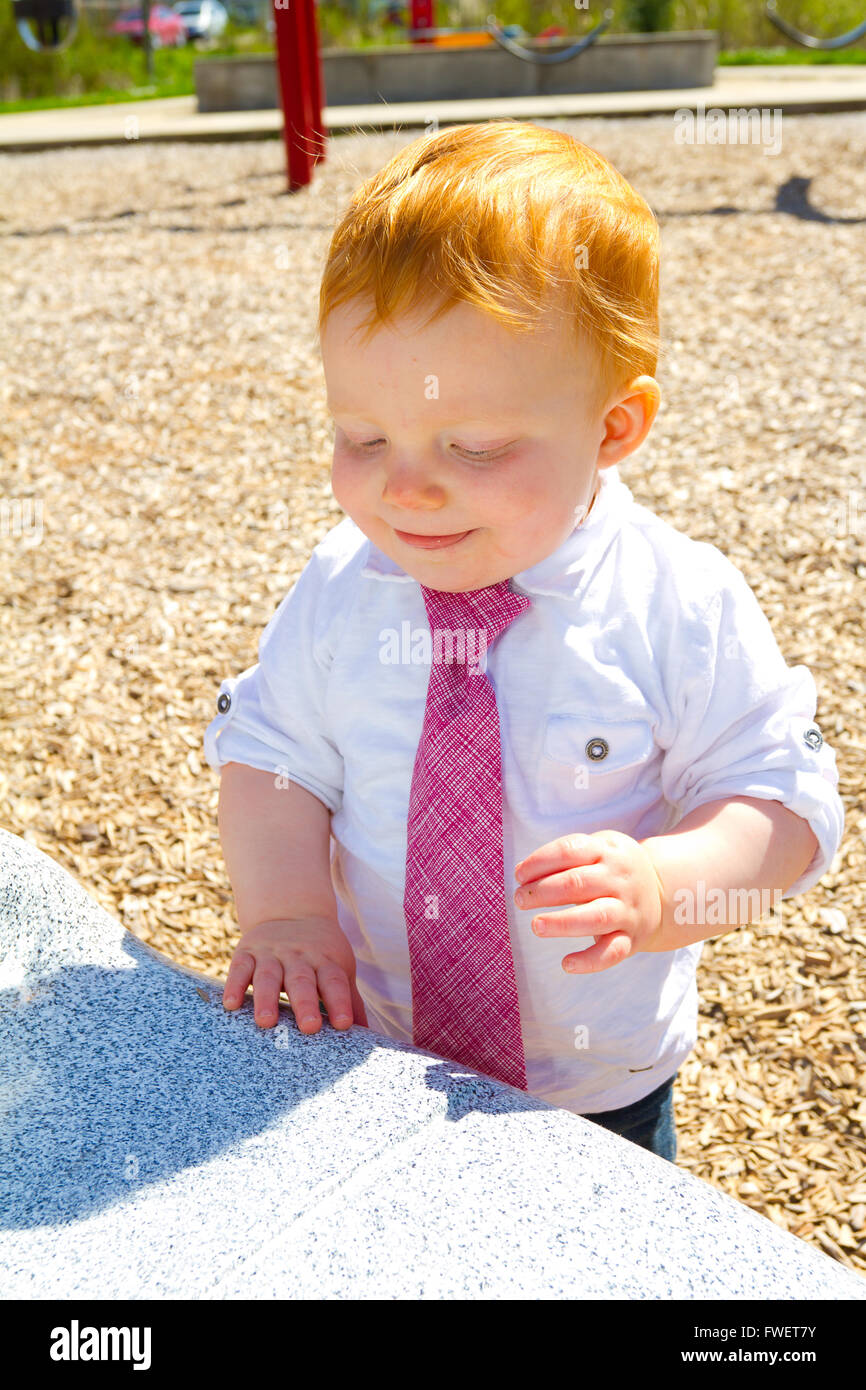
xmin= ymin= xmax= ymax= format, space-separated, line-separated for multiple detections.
xmin=484 ymin=8 xmax=614 ymax=65
xmin=764 ymin=0 xmax=866 ymax=50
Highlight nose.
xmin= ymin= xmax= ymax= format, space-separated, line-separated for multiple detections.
xmin=381 ymin=458 xmax=447 ymax=513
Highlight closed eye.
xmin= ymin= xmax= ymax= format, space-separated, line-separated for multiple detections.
xmin=342 ymin=438 xmax=514 ymax=461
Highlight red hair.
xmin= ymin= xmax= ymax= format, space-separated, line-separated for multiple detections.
xmin=318 ymin=120 xmax=660 ymax=416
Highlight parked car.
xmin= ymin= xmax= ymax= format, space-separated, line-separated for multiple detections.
xmin=172 ymin=0 xmax=229 ymax=41
xmin=110 ymin=5 xmax=188 ymax=46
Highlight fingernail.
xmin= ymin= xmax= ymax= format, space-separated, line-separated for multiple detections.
xmin=514 ymin=889 xmax=526 ymax=907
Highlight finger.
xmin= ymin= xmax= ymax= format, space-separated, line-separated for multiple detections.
xmin=283 ymin=963 xmax=323 ymax=1034
xmin=350 ymin=980 xmax=368 ymax=1027
xmin=514 ymin=833 xmax=602 ymax=886
xmin=251 ymin=957 xmax=288 ymax=1029
xmin=222 ymin=950 xmax=256 ymax=1010
xmin=515 ymin=862 xmax=611 ymax=912
xmin=531 ymin=898 xmax=625 ymax=938
xmin=316 ymin=965 xmax=354 ymax=1030
xmin=561 ymin=931 xmax=632 ymax=974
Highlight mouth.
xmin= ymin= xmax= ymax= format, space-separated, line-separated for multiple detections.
xmin=393 ymin=527 xmax=475 ymax=551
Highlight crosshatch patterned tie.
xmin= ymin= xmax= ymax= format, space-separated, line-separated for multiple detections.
xmin=403 ymin=579 xmax=532 ymax=1091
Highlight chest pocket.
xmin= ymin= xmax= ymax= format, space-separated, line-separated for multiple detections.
xmin=537 ymin=714 xmax=657 ymax=819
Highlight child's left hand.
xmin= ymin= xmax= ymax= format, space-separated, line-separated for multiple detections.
xmin=513 ymin=830 xmax=665 ymax=974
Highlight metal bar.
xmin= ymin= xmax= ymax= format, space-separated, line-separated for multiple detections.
xmin=484 ymin=8 xmax=614 ymax=65
xmin=764 ymin=0 xmax=866 ymax=51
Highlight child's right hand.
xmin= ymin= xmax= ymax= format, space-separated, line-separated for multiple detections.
xmin=222 ymin=916 xmax=368 ymax=1033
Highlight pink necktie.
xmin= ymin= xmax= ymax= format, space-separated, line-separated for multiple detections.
xmin=403 ymin=579 xmax=532 ymax=1091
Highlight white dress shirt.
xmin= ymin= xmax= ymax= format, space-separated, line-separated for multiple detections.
xmin=203 ymin=464 xmax=845 ymax=1113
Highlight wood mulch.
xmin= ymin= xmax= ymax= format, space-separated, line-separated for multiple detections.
xmin=1 ymin=113 xmax=864 ymax=1277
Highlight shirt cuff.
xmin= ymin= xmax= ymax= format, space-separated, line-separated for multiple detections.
xmin=203 ymin=676 xmax=343 ymax=815
xmin=672 ymin=768 xmax=844 ymax=900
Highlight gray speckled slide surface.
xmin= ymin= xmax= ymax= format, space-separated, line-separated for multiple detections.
xmin=1 ymin=825 xmax=864 ymax=1301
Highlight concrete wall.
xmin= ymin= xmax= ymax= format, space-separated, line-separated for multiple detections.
xmin=195 ymin=31 xmax=718 ymax=113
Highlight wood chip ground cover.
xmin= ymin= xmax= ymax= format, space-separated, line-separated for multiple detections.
xmin=1 ymin=114 xmax=864 ymax=1277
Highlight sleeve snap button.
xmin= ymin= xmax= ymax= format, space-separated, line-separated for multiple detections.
xmin=217 ymin=692 xmax=231 ymax=714
xmin=803 ymin=725 xmax=823 ymax=750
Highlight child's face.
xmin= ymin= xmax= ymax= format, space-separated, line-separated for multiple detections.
xmin=321 ymin=296 xmax=651 ymax=593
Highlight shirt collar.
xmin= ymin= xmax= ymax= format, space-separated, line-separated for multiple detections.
xmin=358 ymin=465 xmax=631 ymax=598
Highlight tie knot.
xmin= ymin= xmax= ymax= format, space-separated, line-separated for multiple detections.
xmin=419 ymin=579 xmax=531 ymax=664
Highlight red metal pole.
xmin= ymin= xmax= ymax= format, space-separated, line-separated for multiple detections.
xmin=411 ymin=0 xmax=434 ymax=44
xmin=272 ymin=0 xmax=327 ymax=192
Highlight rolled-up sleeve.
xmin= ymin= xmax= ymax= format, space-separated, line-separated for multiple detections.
xmin=659 ymin=562 xmax=844 ymax=898
xmin=203 ymin=550 xmax=344 ymax=814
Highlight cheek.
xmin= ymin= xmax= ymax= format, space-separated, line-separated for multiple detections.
xmin=474 ymin=467 xmax=556 ymax=529
xmin=486 ymin=484 xmax=574 ymax=557
xmin=330 ymin=452 xmax=362 ymax=511
xmin=458 ymin=462 xmax=529 ymax=518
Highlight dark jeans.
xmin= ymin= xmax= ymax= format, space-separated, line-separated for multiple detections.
xmin=581 ymin=1071 xmax=678 ymax=1163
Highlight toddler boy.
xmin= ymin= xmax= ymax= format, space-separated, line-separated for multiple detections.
xmin=203 ymin=122 xmax=843 ymax=1159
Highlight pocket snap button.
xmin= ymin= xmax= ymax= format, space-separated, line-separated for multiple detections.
xmin=803 ymin=725 xmax=823 ymax=751
xmin=585 ymin=737 xmax=609 ymax=762
xmin=217 ymin=692 xmax=231 ymax=714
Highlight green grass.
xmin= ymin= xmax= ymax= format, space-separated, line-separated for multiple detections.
xmin=0 ymin=83 xmax=189 ymax=113
xmin=0 ymin=40 xmax=273 ymax=113
xmin=0 ymin=6 xmax=278 ymax=109
xmin=716 ymin=44 xmax=866 ymax=63
xmin=2 ymin=1 xmax=865 ymax=118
